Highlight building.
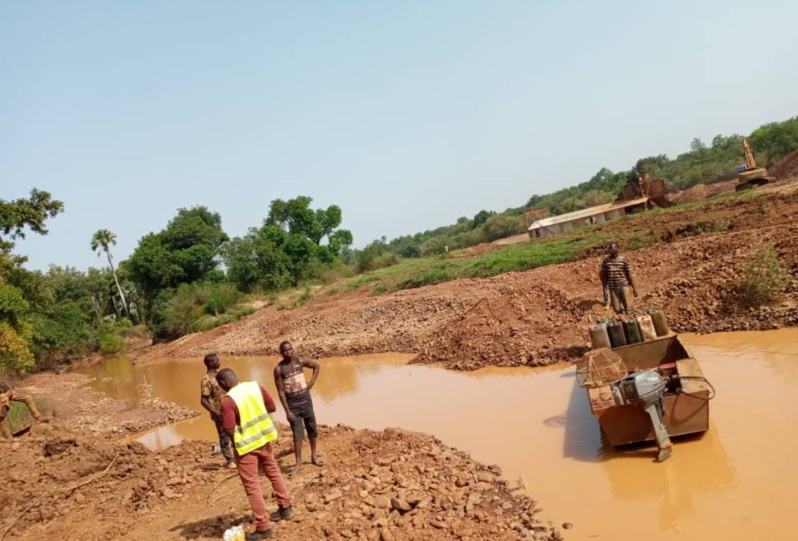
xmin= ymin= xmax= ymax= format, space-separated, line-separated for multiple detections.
xmin=527 ymin=197 xmax=651 ymax=239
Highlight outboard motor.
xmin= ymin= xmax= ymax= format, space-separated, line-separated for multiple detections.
xmin=610 ymin=370 xmax=673 ymax=462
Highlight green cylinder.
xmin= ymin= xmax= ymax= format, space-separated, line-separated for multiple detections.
xmin=623 ymin=318 xmax=642 ymax=344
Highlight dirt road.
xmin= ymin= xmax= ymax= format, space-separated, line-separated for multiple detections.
xmin=136 ymin=181 xmax=798 ymax=371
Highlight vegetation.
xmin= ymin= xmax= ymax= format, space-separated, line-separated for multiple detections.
xmin=354 ymin=116 xmax=798 ymax=264
xmin=2 ymin=116 xmax=797 ymax=373
xmin=740 ymin=246 xmax=791 ymax=306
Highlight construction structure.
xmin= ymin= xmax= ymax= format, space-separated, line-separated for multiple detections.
xmin=527 ymin=197 xmax=650 ymax=238
xmin=526 ymin=171 xmax=672 ymax=239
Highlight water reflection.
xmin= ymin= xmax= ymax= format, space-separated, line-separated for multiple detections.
xmin=76 ymin=330 xmax=798 ymax=541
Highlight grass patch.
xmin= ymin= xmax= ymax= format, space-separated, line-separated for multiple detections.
xmin=193 ymin=306 xmax=257 ymax=332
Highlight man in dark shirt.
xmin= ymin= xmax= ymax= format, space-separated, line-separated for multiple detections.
xmin=274 ymin=341 xmax=321 ymax=476
xmin=600 ymin=242 xmax=638 ymax=313
xmin=217 ymin=368 xmax=293 ymax=540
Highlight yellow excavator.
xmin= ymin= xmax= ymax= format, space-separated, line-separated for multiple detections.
xmin=736 ymin=139 xmax=774 ymax=191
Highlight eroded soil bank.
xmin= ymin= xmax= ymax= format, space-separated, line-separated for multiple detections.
xmin=136 ymin=182 xmax=798 ymax=371
xmin=1 ymin=371 xmax=565 ymax=541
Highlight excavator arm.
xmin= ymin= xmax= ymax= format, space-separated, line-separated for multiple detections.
xmin=743 ymin=139 xmax=757 ymax=170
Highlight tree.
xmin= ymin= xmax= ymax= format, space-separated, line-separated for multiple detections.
xmin=90 ymin=229 xmax=129 ymax=317
xmin=0 ymin=190 xmax=64 ymax=373
xmin=126 ymin=206 xmax=229 ymax=333
xmin=266 ymin=196 xmax=353 ymax=252
xmin=0 ymin=189 xmax=64 ymax=255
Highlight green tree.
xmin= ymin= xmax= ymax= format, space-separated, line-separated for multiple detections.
xmin=126 ymin=206 xmax=229 ymax=333
xmin=90 ymin=229 xmax=129 ymax=317
xmin=0 ymin=190 xmax=64 ymax=373
xmin=265 ymin=196 xmax=353 ymax=252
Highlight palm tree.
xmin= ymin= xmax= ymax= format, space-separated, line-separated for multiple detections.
xmin=90 ymin=229 xmax=129 ymax=317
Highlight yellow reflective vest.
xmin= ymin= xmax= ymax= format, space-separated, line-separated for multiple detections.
xmin=227 ymin=381 xmax=278 ymax=455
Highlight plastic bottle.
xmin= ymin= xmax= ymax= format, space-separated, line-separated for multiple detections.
xmin=589 ymin=322 xmax=611 ymax=349
xmin=636 ymin=314 xmax=657 ymax=341
xmin=622 ymin=317 xmax=642 ymax=344
xmin=606 ymin=319 xmax=627 ymax=348
xmin=648 ymin=308 xmax=671 ymax=337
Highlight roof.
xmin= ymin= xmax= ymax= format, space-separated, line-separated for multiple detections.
xmin=528 ymin=197 xmax=650 ymax=230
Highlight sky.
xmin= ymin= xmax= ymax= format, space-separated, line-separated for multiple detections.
xmin=3 ymin=0 xmax=797 ymax=272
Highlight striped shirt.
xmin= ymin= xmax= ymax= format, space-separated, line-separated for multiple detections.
xmin=602 ymin=256 xmax=630 ymax=288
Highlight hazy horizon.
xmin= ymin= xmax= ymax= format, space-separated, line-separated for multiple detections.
xmin=3 ymin=1 xmax=797 ymax=271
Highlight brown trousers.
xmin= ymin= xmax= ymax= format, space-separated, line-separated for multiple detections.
xmin=0 ymin=391 xmax=42 ymax=439
xmin=235 ymin=443 xmax=292 ymax=532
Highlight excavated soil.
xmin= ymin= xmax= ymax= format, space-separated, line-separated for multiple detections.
xmin=770 ymin=148 xmax=798 ymax=181
xmin=1 ymin=379 xmax=565 ymax=541
xmin=135 ymin=181 xmax=798 ymax=371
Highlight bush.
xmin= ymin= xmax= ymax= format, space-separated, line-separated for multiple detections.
xmin=740 ymin=246 xmax=790 ymax=306
xmin=205 ymin=283 xmax=241 ymax=316
xmin=98 ymin=332 xmax=126 ymax=355
xmin=480 ymin=215 xmax=525 ymax=242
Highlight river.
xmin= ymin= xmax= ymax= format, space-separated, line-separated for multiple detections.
xmin=77 ymin=329 xmax=798 ymax=541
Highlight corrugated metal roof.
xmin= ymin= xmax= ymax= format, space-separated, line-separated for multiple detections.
xmin=528 ymin=197 xmax=650 ymax=230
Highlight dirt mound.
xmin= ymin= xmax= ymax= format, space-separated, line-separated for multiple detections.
xmin=670 ymin=179 xmax=737 ymax=204
xmin=1 ymin=425 xmax=567 ymax=540
xmin=770 ymin=148 xmax=798 ymax=181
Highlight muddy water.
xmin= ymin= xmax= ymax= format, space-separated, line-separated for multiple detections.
xmin=78 ymin=329 xmax=798 ymax=541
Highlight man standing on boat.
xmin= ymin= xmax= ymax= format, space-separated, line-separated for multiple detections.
xmin=600 ymin=242 xmax=638 ymax=314
xmin=274 ymin=341 xmax=322 ymax=476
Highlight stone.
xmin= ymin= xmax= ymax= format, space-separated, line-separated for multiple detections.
xmin=390 ymin=498 xmax=412 ymax=513
xmin=562 ymin=522 xmax=573 ymax=529
xmin=379 ymin=529 xmax=394 ymax=541
xmin=429 ymin=519 xmax=447 ymax=529
xmin=374 ymin=496 xmax=392 ymax=509
xmin=326 ymin=489 xmax=343 ymax=503
xmin=74 ymin=492 xmax=86 ymax=505
xmin=475 ymin=471 xmax=495 ymax=483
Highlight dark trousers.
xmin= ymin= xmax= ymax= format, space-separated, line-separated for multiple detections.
xmin=213 ymin=416 xmax=233 ymax=460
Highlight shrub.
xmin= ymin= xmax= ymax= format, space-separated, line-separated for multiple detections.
xmin=740 ymin=246 xmax=790 ymax=306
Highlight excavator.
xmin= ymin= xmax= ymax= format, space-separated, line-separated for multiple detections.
xmin=736 ymin=139 xmax=774 ymax=191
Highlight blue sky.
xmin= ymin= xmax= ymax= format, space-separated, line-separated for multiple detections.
xmin=3 ymin=0 xmax=797 ymax=271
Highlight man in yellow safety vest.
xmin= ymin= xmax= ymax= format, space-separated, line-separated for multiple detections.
xmin=217 ymin=368 xmax=293 ymax=540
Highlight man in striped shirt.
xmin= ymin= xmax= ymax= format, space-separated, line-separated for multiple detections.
xmin=600 ymin=242 xmax=638 ymax=313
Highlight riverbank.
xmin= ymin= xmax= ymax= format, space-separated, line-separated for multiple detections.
xmin=1 ymin=372 xmax=567 ymax=541
xmin=133 ymin=182 xmax=798 ymax=371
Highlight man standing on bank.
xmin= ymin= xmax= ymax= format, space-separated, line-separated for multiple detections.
xmin=217 ymin=368 xmax=293 ymax=540
xmin=274 ymin=341 xmax=322 ymax=476
xmin=200 ymin=353 xmax=235 ymax=468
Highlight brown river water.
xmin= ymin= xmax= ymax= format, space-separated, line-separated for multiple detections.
xmin=78 ymin=329 xmax=798 ymax=541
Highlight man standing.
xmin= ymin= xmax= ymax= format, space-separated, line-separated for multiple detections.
xmin=200 ymin=353 xmax=234 ymax=468
xmin=600 ymin=242 xmax=638 ymax=314
xmin=1 ymin=382 xmax=43 ymax=439
xmin=274 ymin=341 xmax=322 ymax=476
xmin=217 ymin=368 xmax=293 ymax=541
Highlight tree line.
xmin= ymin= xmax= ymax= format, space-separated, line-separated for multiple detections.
xmin=353 ymin=116 xmax=798 ymax=265
xmin=3 ymin=116 xmax=797 ymax=374
xmin=1 ymin=194 xmax=353 ymax=374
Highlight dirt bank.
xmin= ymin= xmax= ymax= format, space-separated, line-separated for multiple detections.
xmin=135 ymin=182 xmax=798 ymax=371
xmin=1 ymin=377 xmax=566 ymax=541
